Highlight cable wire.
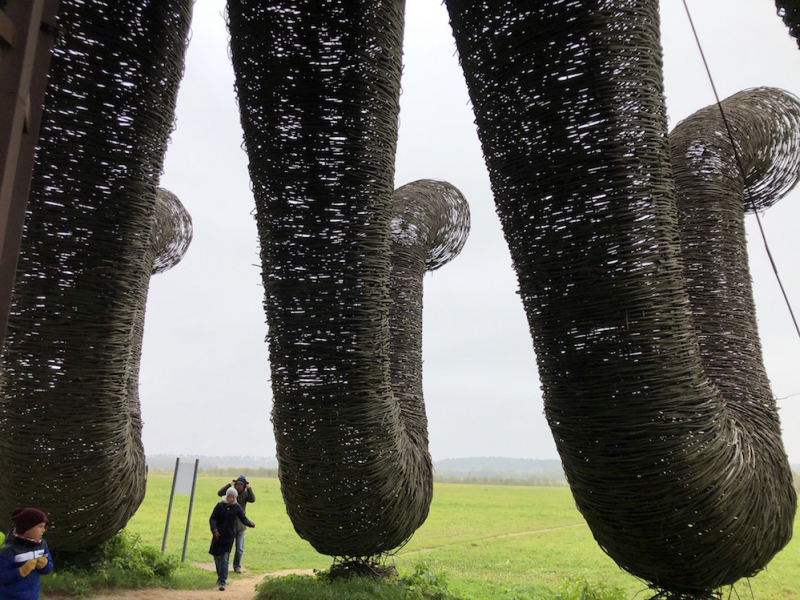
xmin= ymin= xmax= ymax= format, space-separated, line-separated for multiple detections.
xmin=681 ymin=0 xmax=800 ymax=341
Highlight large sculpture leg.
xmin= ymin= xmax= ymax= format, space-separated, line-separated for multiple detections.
xmin=445 ymin=0 xmax=795 ymax=594
xmin=227 ymin=1 xmax=470 ymax=558
xmin=0 ymin=1 xmax=193 ymax=549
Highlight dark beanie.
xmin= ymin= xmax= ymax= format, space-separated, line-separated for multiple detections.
xmin=11 ymin=508 xmax=48 ymax=535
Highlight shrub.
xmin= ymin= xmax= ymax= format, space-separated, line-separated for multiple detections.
xmin=255 ymin=565 xmax=471 ymax=600
xmin=42 ymin=530 xmax=180 ymax=596
xmin=554 ymin=578 xmax=628 ymax=600
xmin=395 ymin=564 xmax=472 ymax=600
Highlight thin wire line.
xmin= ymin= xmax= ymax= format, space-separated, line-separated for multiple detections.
xmin=681 ymin=0 xmax=800 ymax=341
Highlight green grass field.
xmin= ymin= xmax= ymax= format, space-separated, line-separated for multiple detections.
xmin=124 ymin=475 xmax=799 ymax=599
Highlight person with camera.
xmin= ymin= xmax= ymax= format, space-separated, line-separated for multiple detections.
xmin=217 ymin=474 xmax=256 ymax=574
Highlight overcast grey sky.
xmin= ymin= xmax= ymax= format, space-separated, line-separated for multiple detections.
xmin=140 ymin=0 xmax=800 ymax=466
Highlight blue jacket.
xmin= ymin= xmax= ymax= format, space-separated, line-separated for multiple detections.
xmin=0 ymin=530 xmax=54 ymax=600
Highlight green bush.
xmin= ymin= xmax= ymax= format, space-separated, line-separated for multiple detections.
xmin=41 ymin=530 xmax=181 ymax=596
xmin=253 ymin=567 xmax=633 ymax=600
xmin=395 ymin=564 xmax=472 ymax=600
xmin=255 ymin=565 xmax=472 ymax=600
xmin=554 ymin=578 xmax=628 ymax=600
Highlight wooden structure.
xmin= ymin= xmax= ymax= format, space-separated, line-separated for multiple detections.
xmin=0 ymin=0 xmax=60 ymax=358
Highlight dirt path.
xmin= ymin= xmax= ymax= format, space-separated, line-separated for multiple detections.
xmin=54 ymin=569 xmax=315 ymax=600
xmin=45 ymin=524 xmax=586 ymax=599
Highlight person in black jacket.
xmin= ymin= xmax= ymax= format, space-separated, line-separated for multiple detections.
xmin=217 ymin=474 xmax=256 ymax=573
xmin=209 ymin=488 xmax=255 ymax=591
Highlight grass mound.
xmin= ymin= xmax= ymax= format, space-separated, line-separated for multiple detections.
xmin=319 ymin=556 xmax=398 ymax=581
xmin=256 ymin=564 xmax=470 ymax=599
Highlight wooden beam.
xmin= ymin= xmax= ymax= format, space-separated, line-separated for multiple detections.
xmin=0 ymin=9 xmax=18 ymax=48
xmin=0 ymin=0 xmax=60 ymax=358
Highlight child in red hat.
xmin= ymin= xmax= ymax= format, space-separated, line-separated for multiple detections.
xmin=0 ymin=508 xmax=54 ymax=599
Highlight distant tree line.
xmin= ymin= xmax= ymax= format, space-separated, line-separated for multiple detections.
xmin=433 ymin=474 xmax=568 ymax=487
xmin=148 ymin=466 xmax=280 ymax=479
xmin=145 ymin=466 xmax=568 ymax=487
xmin=146 ymin=454 xmax=278 ymax=470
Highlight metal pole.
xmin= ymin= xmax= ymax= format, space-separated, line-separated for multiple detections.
xmin=181 ymin=458 xmax=200 ymax=562
xmin=162 ymin=457 xmax=180 ymax=553
xmin=0 ymin=0 xmax=60 ymax=358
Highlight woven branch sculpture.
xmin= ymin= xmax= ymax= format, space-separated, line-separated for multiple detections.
xmin=777 ymin=0 xmax=800 ymax=49
xmin=228 ymin=0 xmax=471 ymax=558
xmin=0 ymin=1 xmax=193 ymax=549
xmin=446 ymin=0 xmax=797 ymax=595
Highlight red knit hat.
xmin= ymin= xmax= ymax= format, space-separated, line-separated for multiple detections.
xmin=11 ymin=507 xmax=48 ymax=535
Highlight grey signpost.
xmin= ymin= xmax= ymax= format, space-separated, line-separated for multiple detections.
xmin=162 ymin=458 xmax=200 ymax=561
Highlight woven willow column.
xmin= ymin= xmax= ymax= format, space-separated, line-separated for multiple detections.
xmin=0 ymin=1 xmax=193 ymax=549
xmin=389 ymin=180 xmax=470 ymax=454
xmin=228 ymin=1 xmax=470 ymax=558
xmin=672 ymin=88 xmax=800 ymax=405
xmin=446 ymin=0 xmax=795 ymax=595
xmin=126 ymin=188 xmax=193 ymax=462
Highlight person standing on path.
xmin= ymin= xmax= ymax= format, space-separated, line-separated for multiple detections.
xmin=209 ymin=488 xmax=255 ymax=591
xmin=217 ymin=475 xmax=256 ymax=574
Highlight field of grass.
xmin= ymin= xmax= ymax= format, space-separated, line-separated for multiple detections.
xmin=119 ymin=475 xmax=798 ymax=599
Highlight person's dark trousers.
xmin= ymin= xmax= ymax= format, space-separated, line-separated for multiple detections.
xmin=214 ymin=551 xmax=230 ymax=587
xmin=233 ymin=530 xmax=246 ymax=570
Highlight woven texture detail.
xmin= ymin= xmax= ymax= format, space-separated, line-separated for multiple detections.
xmin=228 ymin=0 xmax=471 ymax=557
xmin=0 ymin=0 xmax=193 ymax=550
xmin=777 ymin=0 xmax=800 ymax=49
xmin=445 ymin=0 xmax=796 ymax=594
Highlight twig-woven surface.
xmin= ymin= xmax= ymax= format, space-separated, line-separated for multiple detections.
xmin=151 ymin=189 xmax=194 ymax=277
xmin=228 ymin=0 xmax=470 ymax=558
xmin=445 ymin=0 xmax=796 ymax=595
xmin=668 ymin=85 xmax=798 ymax=585
xmin=777 ymin=0 xmax=800 ymax=49
xmin=0 ymin=1 xmax=192 ymax=550
xmin=389 ymin=179 xmax=470 ymax=465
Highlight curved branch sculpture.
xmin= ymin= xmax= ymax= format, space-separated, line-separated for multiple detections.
xmin=389 ymin=179 xmax=470 ymax=465
xmin=0 ymin=1 xmax=193 ymax=549
xmin=445 ymin=0 xmax=797 ymax=594
xmin=777 ymin=0 xmax=800 ymax=50
xmin=228 ymin=0 xmax=471 ymax=557
xmin=127 ymin=188 xmax=194 ymax=461
xmin=151 ymin=189 xmax=195 ymax=276
xmin=0 ymin=2 xmax=793 ymax=594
